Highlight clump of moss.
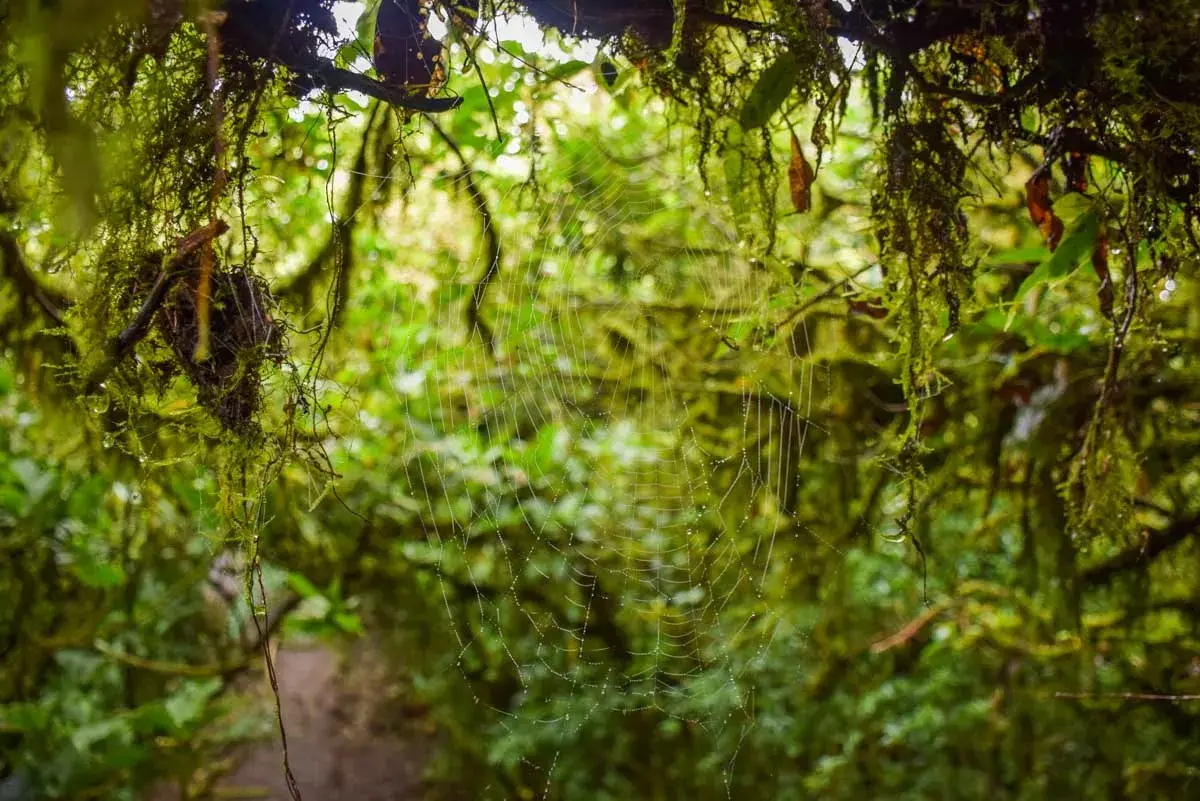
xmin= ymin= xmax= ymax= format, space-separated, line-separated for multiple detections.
xmin=157 ymin=260 xmax=282 ymax=432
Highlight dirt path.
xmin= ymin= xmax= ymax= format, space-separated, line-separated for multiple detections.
xmin=158 ymin=644 xmax=434 ymax=801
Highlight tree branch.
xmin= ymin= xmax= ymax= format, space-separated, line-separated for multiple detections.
xmin=0 ymin=230 xmax=69 ymax=327
xmin=278 ymin=102 xmax=381 ymax=317
xmin=92 ymin=593 xmax=301 ymax=681
xmin=690 ymin=8 xmax=770 ymax=34
xmin=1053 ymin=691 xmax=1200 ymax=703
xmin=427 ymin=116 xmax=502 ymax=358
xmin=289 ymin=56 xmax=462 ymax=113
xmin=767 ymin=263 xmax=876 ymax=338
xmin=870 ymin=602 xmax=951 ymax=654
xmin=1081 ymin=513 xmax=1200 ymax=587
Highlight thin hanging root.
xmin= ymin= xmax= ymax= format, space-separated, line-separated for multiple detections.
xmin=196 ymin=9 xmax=229 ymax=363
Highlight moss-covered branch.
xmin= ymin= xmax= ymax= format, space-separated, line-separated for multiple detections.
xmin=427 ymin=116 xmax=502 ymax=358
xmin=0 ymin=230 xmax=69 ymax=328
xmin=1081 ymin=512 xmax=1200 ymax=587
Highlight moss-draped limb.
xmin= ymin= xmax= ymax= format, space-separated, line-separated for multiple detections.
xmin=427 ymin=116 xmax=503 ymax=358
xmin=0 ymin=230 xmax=70 ymax=328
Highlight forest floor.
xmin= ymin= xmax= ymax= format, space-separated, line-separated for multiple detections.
xmin=153 ymin=642 xmax=436 ymax=801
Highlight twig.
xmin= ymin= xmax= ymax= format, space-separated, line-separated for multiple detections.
xmin=279 ymin=103 xmax=381 ymax=321
xmin=471 ymin=56 xmax=503 ymax=143
xmin=766 ymin=263 xmax=876 ymax=337
xmin=1053 ymin=692 xmax=1200 ymax=702
xmin=195 ymin=10 xmax=229 ymax=363
xmin=691 ymin=8 xmax=771 ymax=34
xmin=1017 ymin=126 xmax=1126 ymax=166
xmin=247 ymin=535 xmax=304 ymax=801
xmin=1068 ymin=233 xmax=1141 ymax=519
xmin=453 ymin=28 xmax=503 ymax=142
xmin=870 ymin=602 xmax=950 ymax=653
xmin=91 ymin=591 xmax=301 ymax=680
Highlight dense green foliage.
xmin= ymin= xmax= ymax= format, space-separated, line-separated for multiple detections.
xmin=2 ymin=1 xmax=1200 ymax=799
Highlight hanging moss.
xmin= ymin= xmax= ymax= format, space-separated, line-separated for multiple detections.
xmin=3 ymin=0 xmax=1200 ymax=596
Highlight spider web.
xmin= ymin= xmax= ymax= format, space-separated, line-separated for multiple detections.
xmin=367 ymin=36 xmax=832 ymax=797
xmin=257 ymin=6 xmax=856 ymax=794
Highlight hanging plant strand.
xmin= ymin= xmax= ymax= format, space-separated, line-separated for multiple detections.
xmin=196 ymin=9 xmax=230 ymax=363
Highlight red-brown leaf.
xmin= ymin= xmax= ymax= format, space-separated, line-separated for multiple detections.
xmin=788 ymin=132 xmax=814 ymax=213
xmin=1026 ymin=173 xmax=1064 ymax=251
xmin=1040 ymin=213 xmax=1065 ymax=251
xmin=1025 ymin=173 xmax=1052 ymax=225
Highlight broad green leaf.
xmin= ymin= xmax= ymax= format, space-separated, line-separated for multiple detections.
xmin=356 ymin=0 xmax=380 ymax=49
xmin=1050 ymin=191 xmax=1093 ymax=225
xmin=71 ymin=718 xmax=130 ymax=752
xmin=985 ymin=246 xmax=1048 ymax=266
xmin=164 ymin=679 xmax=221 ymax=731
xmin=72 ymin=560 xmax=125 ymax=589
xmin=545 ymin=60 xmax=590 ymax=83
xmin=739 ymin=52 xmax=799 ymax=129
xmin=287 ymin=571 xmax=321 ymax=599
xmin=1008 ymin=210 xmax=1101 ymax=327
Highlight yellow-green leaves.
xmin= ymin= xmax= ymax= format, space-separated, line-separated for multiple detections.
xmin=1006 ymin=207 xmax=1103 ymax=330
xmin=1015 ymin=209 xmax=1101 ymax=301
xmin=739 ymin=52 xmax=798 ymax=130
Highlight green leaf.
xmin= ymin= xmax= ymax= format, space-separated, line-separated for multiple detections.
xmin=1007 ymin=210 xmax=1101 ymax=331
xmin=164 ymin=678 xmax=222 ymax=732
xmin=70 ymin=718 xmax=130 ymax=752
xmin=355 ymin=1 xmax=378 ymax=50
xmin=73 ymin=560 xmax=125 ymax=589
xmin=9 ymin=458 xmax=53 ymax=504
xmin=287 ymin=572 xmax=321 ymax=599
xmin=739 ymin=52 xmax=799 ymax=129
xmin=545 ymin=60 xmax=590 ymax=83
xmin=333 ymin=611 xmax=365 ymax=635
xmin=985 ymin=246 xmax=1049 ymax=266
xmin=131 ymin=701 xmax=175 ymax=734
xmin=1050 ymin=191 xmax=1093 ymax=225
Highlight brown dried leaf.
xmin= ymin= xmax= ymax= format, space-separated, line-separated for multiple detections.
xmin=788 ymin=132 xmax=815 ymax=213
xmin=1025 ymin=173 xmax=1052 ymax=225
xmin=1026 ymin=173 xmax=1064 ymax=251
xmin=1040 ymin=213 xmax=1065 ymax=251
